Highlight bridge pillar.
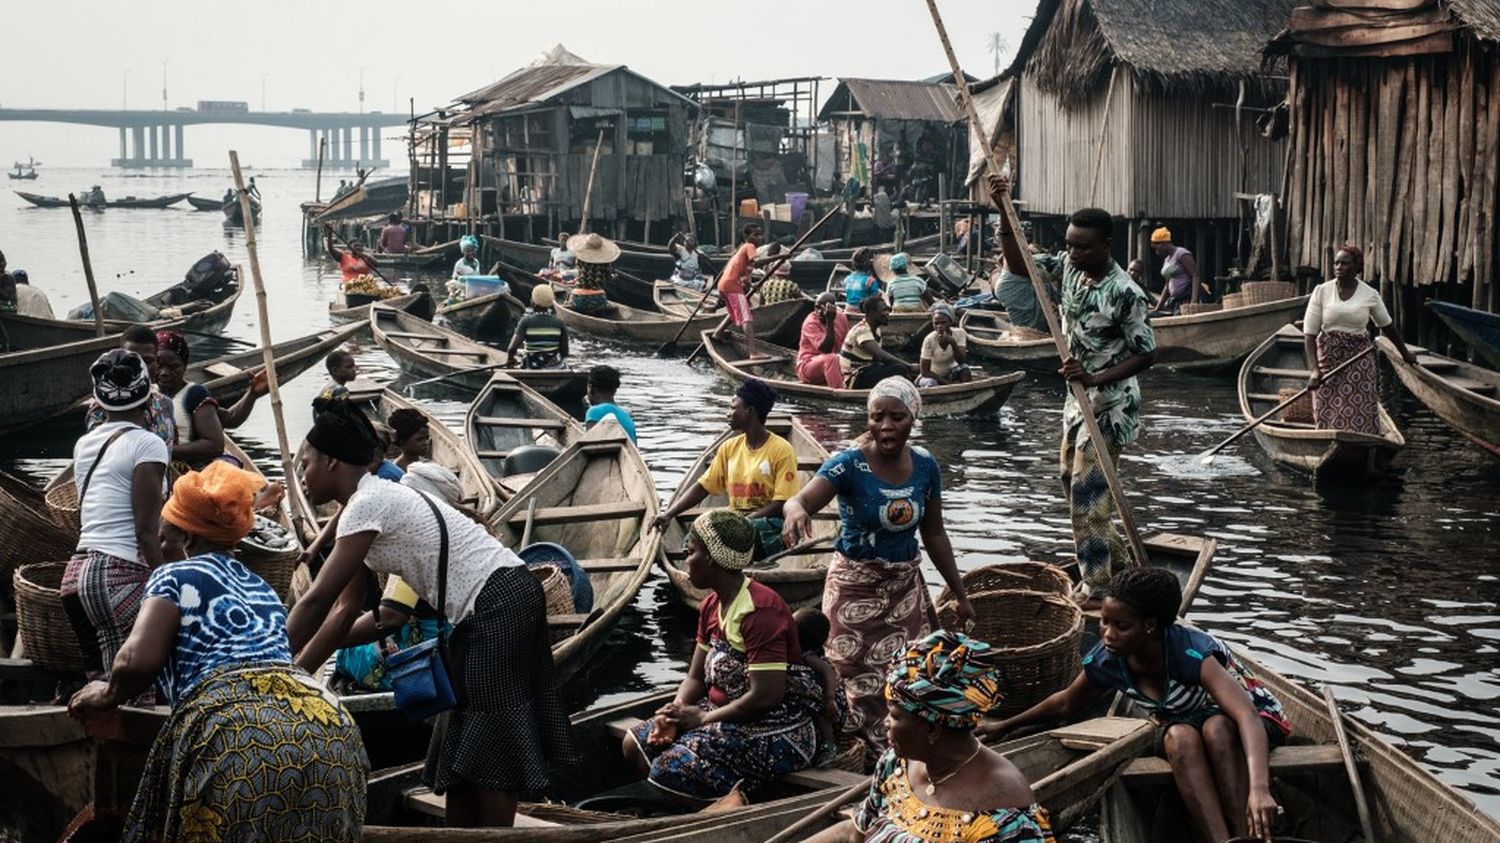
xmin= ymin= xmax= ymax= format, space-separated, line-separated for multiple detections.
xmin=149 ymin=126 xmax=158 ymax=162
xmin=372 ymin=128 xmax=382 ymax=163
xmin=119 ymin=127 xmax=127 ymax=161
xmin=359 ymin=126 xmax=369 ymax=164
xmin=343 ymin=126 xmax=353 ymax=163
xmin=162 ymin=125 xmax=172 ymax=161
xmin=175 ymin=125 xmax=185 ymax=163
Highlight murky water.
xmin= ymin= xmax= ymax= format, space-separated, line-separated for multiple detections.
xmin=4 ymin=168 xmax=1498 ymax=819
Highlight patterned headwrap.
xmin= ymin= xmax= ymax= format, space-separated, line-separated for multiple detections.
xmin=90 ymin=349 xmax=153 ymax=412
xmin=161 ymin=460 xmax=262 ymax=546
xmin=155 ymin=329 xmax=190 ymax=363
xmin=884 ymin=630 xmax=1003 ymax=729
xmin=688 ymin=508 xmax=756 ymax=571
xmin=1150 ymin=227 xmax=1173 ymax=244
xmin=868 ymin=375 xmax=922 ymax=419
xmin=931 ymin=302 xmax=956 ymax=323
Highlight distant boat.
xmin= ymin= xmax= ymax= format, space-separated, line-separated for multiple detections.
xmin=7 ymin=166 xmax=36 ymax=181
xmin=186 ymin=195 xmax=225 ymax=212
xmin=222 ymin=191 xmax=262 ymax=226
xmin=14 ymin=190 xmax=192 ymax=209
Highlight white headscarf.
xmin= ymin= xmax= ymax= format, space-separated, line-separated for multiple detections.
xmin=400 ymin=462 xmax=463 ymax=506
xmin=868 ymin=376 xmax=922 ymax=419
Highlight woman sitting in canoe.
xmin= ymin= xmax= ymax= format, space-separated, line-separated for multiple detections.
xmin=506 ymin=284 xmax=571 ymax=369
xmin=883 ymin=252 xmax=933 ymax=314
xmin=154 ymin=330 xmax=263 ymax=470
xmin=843 ymin=247 xmax=881 ymax=314
xmin=668 ymin=231 xmax=708 ymax=290
xmin=806 ymin=631 xmax=1054 ymax=843
xmin=978 ymin=568 xmax=1291 ymax=843
xmin=565 ymin=232 xmax=620 ymax=315
xmin=782 ymin=378 xmax=973 ymax=750
xmin=917 ymin=304 xmax=971 ymax=387
xmin=624 ymin=509 xmax=829 ymax=802
xmin=388 ymin=407 xmax=433 ymax=472
xmin=1303 ymin=244 xmax=1418 ymax=433
xmin=68 ymin=460 xmax=368 ymax=841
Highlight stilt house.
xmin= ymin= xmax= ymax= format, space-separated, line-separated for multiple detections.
xmin=816 ymin=78 xmax=969 ymax=203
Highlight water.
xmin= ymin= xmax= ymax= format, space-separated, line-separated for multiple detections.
xmin=5 ymin=168 xmax=1499 ymax=819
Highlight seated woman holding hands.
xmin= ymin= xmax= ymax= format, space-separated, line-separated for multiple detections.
xmin=624 ymin=509 xmax=830 ymax=802
xmin=978 ymin=568 xmax=1290 ymax=843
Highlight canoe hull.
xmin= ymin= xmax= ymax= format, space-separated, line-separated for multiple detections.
xmin=1428 ymin=299 xmax=1500 ymax=370
xmin=465 ymin=373 xmax=584 ymax=501
xmin=1379 ymin=338 xmax=1500 ymax=456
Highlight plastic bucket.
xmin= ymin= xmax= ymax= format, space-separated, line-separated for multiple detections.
xmin=738 ymin=198 xmax=760 ymax=218
xmin=464 ymin=275 xmax=506 ymax=299
xmin=786 ymin=192 xmax=809 ymax=222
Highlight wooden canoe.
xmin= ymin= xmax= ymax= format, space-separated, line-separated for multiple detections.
xmin=825 ymin=264 xmax=934 ymax=350
xmin=464 ymin=373 xmax=584 ymax=501
xmin=700 ymin=330 xmax=1025 ymax=417
xmin=367 ymin=251 xmax=446 ymax=271
xmin=1428 ymin=299 xmax=1500 ymax=370
xmin=652 ymin=279 xmax=814 ymax=328
xmin=556 ymin=293 xmax=805 ymax=346
xmin=369 ymin=305 xmax=588 ymax=413
xmin=0 ymin=319 xmax=124 ymax=436
xmin=484 ymin=237 xmax=671 ymax=309
xmin=962 ymin=295 xmax=1310 ymax=370
xmin=658 ymin=414 xmax=837 ymax=611
xmin=486 ymin=423 xmax=660 ymax=684
xmin=1239 ymin=325 xmax=1404 ymax=479
xmin=1378 ymin=337 xmax=1500 ymax=456
xmin=139 ymin=276 xmax=243 ymax=336
xmin=359 ymin=685 xmax=1153 ymax=841
xmin=436 ymin=289 xmax=527 ymax=342
xmin=328 ymin=289 xmax=432 ymax=325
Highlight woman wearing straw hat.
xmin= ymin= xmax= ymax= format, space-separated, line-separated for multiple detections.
xmin=564 ymin=232 xmax=621 ymax=316
xmin=782 ymin=377 xmax=974 ymax=751
xmin=1149 ymin=227 xmax=1210 ymax=315
xmin=68 ymin=460 xmax=369 ymax=842
xmin=506 ymin=283 xmax=571 ymax=369
xmin=623 ymin=509 xmax=828 ymax=802
xmin=805 ymin=631 xmax=1054 ymax=843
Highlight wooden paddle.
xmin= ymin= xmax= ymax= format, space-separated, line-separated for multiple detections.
xmin=231 ymin=151 xmax=308 ymax=543
xmin=763 ymin=777 xmax=868 ymax=843
xmin=926 ymin=0 xmax=1149 ymax=569
xmin=325 ymin=224 xmax=395 ymax=286
xmin=1323 ymin=685 xmax=1377 ymax=843
xmin=1198 ymin=345 xmax=1374 ymax=466
xmin=404 ymin=360 xmax=514 ymax=391
xmin=67 ymin=194 xmax=105 ymax=337
xmin=679 ymin=204 xmax=844 ymax=364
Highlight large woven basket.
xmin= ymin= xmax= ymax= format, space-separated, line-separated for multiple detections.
xmin=1240 ymin=280 xmax=1297 ymax=305
xmin=44 ymin=481 xmax=81 ymax=534
xmin=14 ymin=561 xmax=88 ymax=674
xmin=937 ymin=589 xmax=1083 ymax=718
xmin=238 ymin=515 xmax=299 ymax=604
xmin=0 ymin=472 xmax=79 ymax=582
xmin=1221 ymin=292 xmax=1247 ymax=309
xmin=823 ymin=735 xmax=871 ymax=773
xmin=530 ymin=564 xmax=575 ymax=616
xmin=1176 ymin=301 xmax=1222 ymax=316
xmin=1278 ymin=387 xmax=1314 ymax=424
xmin=936 ymin=562 xmax=1072 ymax=604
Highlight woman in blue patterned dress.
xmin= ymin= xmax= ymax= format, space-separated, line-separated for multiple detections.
xmin=68 ymin=461 xmax=368 ymax=843
xmin=979 ymin=568 xmax=1290 ymax=843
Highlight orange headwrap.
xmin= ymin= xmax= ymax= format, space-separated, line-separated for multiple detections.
xmin=161 ymin=460 xmax=262 ymax=546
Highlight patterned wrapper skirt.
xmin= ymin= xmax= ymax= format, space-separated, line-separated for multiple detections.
xmin=60 ymin=549 xmax=156 ymax=705
xmin=568 ymin=286 xmax=612 ymax=315
xmin=823 ymin=552 xmax=937 ymax=750
xmin=122 ymin=664 xmax=368 ymax=843
xmin=1314 ymin=330 xmax=1379 ymax=434
xmin=425 ymin=566 xmax=578 ymax=795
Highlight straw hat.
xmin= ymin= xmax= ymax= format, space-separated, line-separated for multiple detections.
xmin=566 ymin=232 xmax=621 ymax=265
xmin=873 ymin=253 xmax=896 ymax=283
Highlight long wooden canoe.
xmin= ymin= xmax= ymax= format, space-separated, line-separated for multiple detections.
xmin=436 ymin=289 xmax=527 ymax=342
xmin=464 ymin=373 xmax=584 ymax=501
xmin=486 ymin=423 xmax=660 ymax=684
xmin=826 ymin=264 xmax=934 ymax=350
xmin=658 ymin=414 xmax=837 ymax=611
xmin=1428 ymin=299 xmax=1500 ymax=370
xmin=1239 ymin=325 xmax=1404 ymax=479
xmin=557 ymin=292 xmax=805 ymax=345
xmin=700 ymin=330 xmax=1025 ymax=417
xmin=482 ymin=238 xmax=664 ymax=310
xmin=0 ymin=321 xmax=123 ymax=436
xmin=328 ymin=289 xmax=432 ymax=325
xmin=369 ymin=305 xmax=588 ymax=413
xmin=652 ymin=279 xmax=815 ymax=334
xmin=1378 ymin=337 xmax=1500 ymax=457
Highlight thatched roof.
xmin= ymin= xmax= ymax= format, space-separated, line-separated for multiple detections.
xmin=1009 ymin=0 xmax=1296 ymax=106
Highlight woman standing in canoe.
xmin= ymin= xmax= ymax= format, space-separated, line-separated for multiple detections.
xmin=782 ymin=377 xmax=973 ymax=750
xmin=1303 ymin=244 xmax=1417 ymax=433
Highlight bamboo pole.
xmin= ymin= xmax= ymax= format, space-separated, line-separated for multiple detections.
xmin=315 ymin=136 xmax=327 ymax=203
xmin=230 ymin=150 xmax=307 ymax=542
xmin=1089 ymin=66 xmax=1120 ymax=205
xmin=67 ymin=194 xmax=106 ymax=337
xmin=579 ymin=126 xmax=607 ymax=234
xmin=925 ymin=0 xmax=1149 ymax=569
xmin=730 ymin=99 xmax=741 ymax=249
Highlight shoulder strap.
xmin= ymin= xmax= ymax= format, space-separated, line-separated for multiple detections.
xmin=78 ymin=427 xmax=133 ymax=507
xmin=415 ymin=491 xmax=451 ymax=624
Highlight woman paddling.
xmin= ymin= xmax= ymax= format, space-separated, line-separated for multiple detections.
xmin=285 ymin=401 xmax=575 ymax=828
xmin=782 ymin=377 xmax=973 ymax=751
xmin=68 ymin=461 xmax=368 ymax=842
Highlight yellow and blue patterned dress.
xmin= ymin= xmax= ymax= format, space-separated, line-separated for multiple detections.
xmin=854 ymin=749 xmax=1055 ymax=843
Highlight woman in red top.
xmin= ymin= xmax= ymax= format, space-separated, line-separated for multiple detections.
xmin=324 ymin=224 xmax=378 ymax=283
xmin=623 ymin=509 xmax=832 ymax=801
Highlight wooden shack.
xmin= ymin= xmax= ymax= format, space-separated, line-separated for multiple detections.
xmin=816 ymin=78 xmax=968 ymax=203
xmin=1270 ymin=0 xmax=1500 ymax=330
xmin=1004 ymin=0 xmax=1293 ymax=273
xmin=438 ymin=47 xmax=698 ymax=240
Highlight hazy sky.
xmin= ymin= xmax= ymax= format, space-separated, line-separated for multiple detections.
xmin=1 ymin=0 xmax=1040 ymax=168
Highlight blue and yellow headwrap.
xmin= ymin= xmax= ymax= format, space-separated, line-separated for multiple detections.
xmin=884 ymin=631 xmax=1003 ymax=729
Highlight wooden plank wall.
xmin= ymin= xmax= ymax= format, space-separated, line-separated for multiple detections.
xmin=1284 ymin=42 xmax=1499 ymax=310
xmin=523 ymin=153 xmax=682 ymax=222
xmin=1017 ymin=73 xmax=1136 ymax=216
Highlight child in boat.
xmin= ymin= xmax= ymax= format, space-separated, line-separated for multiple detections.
xmin=319 ymin=350 xmax=358 ymax=402
xmin=977 ymin=568 xmax=1291 ymax=842
xmin=794 ymin=606 xmax=846 ymax=762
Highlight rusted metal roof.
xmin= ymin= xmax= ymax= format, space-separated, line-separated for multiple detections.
xmin=456 ymin=63 xmax=617 ymax=109
xmin=816 ymin=78 xmax=964 ymax=123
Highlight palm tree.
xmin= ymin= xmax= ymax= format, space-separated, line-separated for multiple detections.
xmin=987 ymin=32 xmax=1010 ymax=76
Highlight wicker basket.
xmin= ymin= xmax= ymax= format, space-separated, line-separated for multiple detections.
xmin=1221 ymin=292 xmax=1247 ymax=309
xmin=239 ymin=515 xmax=299 ymax=604
xmin=530 ymin=564 xmax=575 ymax=616
xmin=937 ymin=589 xmax=1083 ymax=718
xmin=936 ymin=562 xmax=1072 ymax=605
xmin=44 ymin=481 xmax=81 ymax=534
xmin=14 ymin=561 xmax=88 ymax=674
xmin=1176 ymin=302 xmax=1223 ymax=316
xmin=1239 ymin=281 xmax=1297 ymax=305
xmin=823 ymin=735 xmax=871 ymax=773
xmin=1279 ymin=387 xmax=1314 ymax=424
xmin=0 ymin=473 xmax=79 ymax=582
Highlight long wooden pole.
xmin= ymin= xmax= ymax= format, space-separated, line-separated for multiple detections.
xmin=315 ymin=136 xmax=327 ymax=203
xmin=68 ymin=194 xmax=106 ymax=337
xmin=230 ymin=150 xmax=307 ymax=542
xmin=1089 ymin=67 xmax=1120 ymax=205
xmin=1323 ymin=686 xmax=1377 ymax=843
xmin=730 ymin=99 xmax=741 ymax=249
xmin=579 ymin=126 xmax=607 ymax=234
xmin=925 ymin=0 xmax=1149 ymax=569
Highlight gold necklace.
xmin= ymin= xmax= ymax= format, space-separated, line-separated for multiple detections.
xmin=921 ymin=742 xmax=984 ymax=796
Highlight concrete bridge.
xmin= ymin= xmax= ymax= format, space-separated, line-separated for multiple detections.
xmin=0 ymin=108 xmax=409 ymax=169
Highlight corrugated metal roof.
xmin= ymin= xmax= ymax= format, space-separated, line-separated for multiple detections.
xmin=456 ymin=63 xmax=617 ymax=108
xmin=816 ymin=78 xmax=964 ymax=123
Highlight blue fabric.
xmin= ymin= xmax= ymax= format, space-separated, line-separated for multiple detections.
xmin=585 ymin=402 xmax=638 ymax=442
xmin=376 ymin=460 xmax=405 ymax=481
xmin=844 ymin=271 xmax=880 ymax=309
xmin=333 ymin=618 xmax=443 ymax=692
xmin=144 ymin=552 xmax=292 ymax=708
xmin=815 ymin=447 xmax=942 ymax=562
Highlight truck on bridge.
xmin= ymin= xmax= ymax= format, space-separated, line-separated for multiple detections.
xmin=196 ymin=100 xmax=249 ymax=113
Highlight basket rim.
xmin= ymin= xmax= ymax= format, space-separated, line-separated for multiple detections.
xmin=938 ymin=587 xmax=1083 ymax=658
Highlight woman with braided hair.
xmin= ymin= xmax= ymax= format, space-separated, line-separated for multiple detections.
xmin=805 ymin=631 xmax=1053 ymax=843
xmin=978 ymin=568 xmax=1291 ymax=842
xmin=624 ymin=509 xmax=831 ymax=802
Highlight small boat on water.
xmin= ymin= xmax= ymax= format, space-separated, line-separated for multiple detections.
xmin=328 ymin=288 xmax=433 ymax=325
xmin=487 ymin=423 xmax=659 ymax=684
xmin=1238 ymin=324 xmax=1404 ymax=479
xmin=1378 ymin=337 xmax=1500 ymax=457
xmin=700 ymin=330 xmax=1026 ymax=417
xmin=222 ymin=193 xmax=261 ymax=226
xmin=658 ymin=414 xmax=837 ymax=611
xmin=557 ymin=290 xmax=805 ymax=346
xmin=186 ymin=194 xmax=224 ymax=212
xmin=1428 ymin=299 xmax=1500 ymax=370
xmin=370 ymin=305 xmax=588 ymax=412
xmin=14 ymin=190 xmax=192 ymax=209
xmin=369 ymin=250 xmax=447 ymax=271
xmin=826 ymin=264 xmax=935 ymax=350
xmin=464 ymin=373 xmax=584 ymax=501
xmin=436 ymin=289 xmax=526 ymax=342
xmin=7 ymin=165 xmax=37 ymax=180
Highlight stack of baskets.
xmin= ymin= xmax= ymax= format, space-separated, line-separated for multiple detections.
xmin=1240 ymin=280 xmax=1297 ymax=305
xmin=0 ymin=471 xmax=79 ymax=586
xmin=936 ymin=562 xmax=1083 ymax=719
xmin=13 ymin=561 xmax=87 ymax=674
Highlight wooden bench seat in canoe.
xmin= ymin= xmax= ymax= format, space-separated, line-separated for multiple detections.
xmin=382 ymin=330 xmax=445 ymax=340
xmin=1118 ymin=744 xmax=1354 ymax=785
xmin=724 ymin=356 xmax=793 ymax=368
xmin=1252 ymin=366 xmax=1313 ymax=379
xmin=472 ymin=416 xmax=570 ymax=429
xmin=503 ymin=500 xmax=647 ymax=525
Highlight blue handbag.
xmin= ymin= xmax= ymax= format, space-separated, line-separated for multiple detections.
xmin=384 ymin=492 xmax=458 ymax=721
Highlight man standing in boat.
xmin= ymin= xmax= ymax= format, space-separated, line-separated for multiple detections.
xmin=990 ymin=174 xmax=1156 ymax=607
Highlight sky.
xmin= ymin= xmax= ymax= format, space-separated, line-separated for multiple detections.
xmin=0 ymin=0 xmax=1041 ymax=168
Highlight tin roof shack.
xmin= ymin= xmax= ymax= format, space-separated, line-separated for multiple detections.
xmin=444 ymin=49 xmax=698 ymax=240
xmin=1005 ymin=0 xmax=1293 ymax=278
xmin=816 ymin=78 xmax=968 ymax=205
xmin=1269 ymin=0 xmax=1500 ymax=335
